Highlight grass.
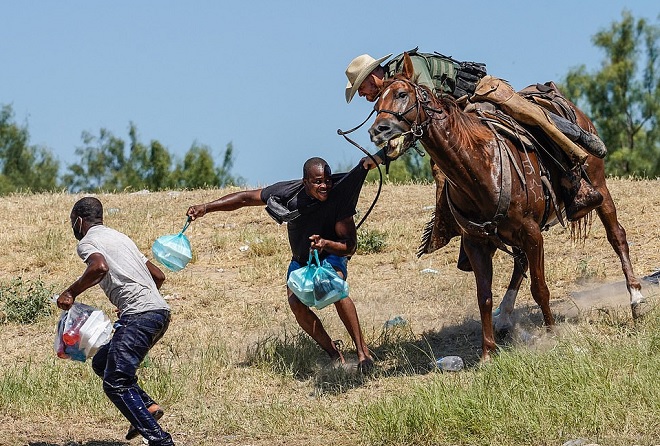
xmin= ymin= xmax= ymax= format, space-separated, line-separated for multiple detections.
xmin=359 ymin=309 xmax=660 ymax=446
xmin=0 ymin=180 xmax=659 ymax=445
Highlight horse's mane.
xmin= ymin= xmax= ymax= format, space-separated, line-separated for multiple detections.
xmin=434 ymin=95 xmax=493 ymax=150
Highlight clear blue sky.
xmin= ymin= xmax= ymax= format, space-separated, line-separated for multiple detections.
xmin=1 ymin=1 xmax=658 ymax=187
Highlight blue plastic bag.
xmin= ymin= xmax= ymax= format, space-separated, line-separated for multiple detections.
xmin=287 ymin=250 xmax=318 ymax=307
xmin=152 ymin=218 xmax=193 ymax=272
xmin=287 ymin=250 xmax=349 ymax=310
xmin=313 ymin=262 xmax=349 ymax=309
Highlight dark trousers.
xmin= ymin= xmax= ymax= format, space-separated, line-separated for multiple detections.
xmin=92 ymin=309 xmax=174 ymax=446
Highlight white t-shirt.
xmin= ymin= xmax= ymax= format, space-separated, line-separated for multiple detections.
xmin=77 ymin=225 xmax=170 ymax=316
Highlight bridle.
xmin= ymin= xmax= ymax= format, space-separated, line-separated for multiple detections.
xmin=373 ymin=78 xmax=447 ymax=153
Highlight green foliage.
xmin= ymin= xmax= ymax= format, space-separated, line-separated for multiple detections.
xmin=366 ymin=146 xmax=433 ymax=184
xmin=62 ymin=124 xmax=244 ymax=192
xmin=0 ymin=277 xmax=54 ymax=324
xmin=0 ymin=105 xmax=60 ymax=195
xmin=359 ymin=309 xmax=660 ymax=446
xmin=562 ymin=10 xmax=660 ymax=177
xmin=357 ymin=228 xmax=388 ymax=254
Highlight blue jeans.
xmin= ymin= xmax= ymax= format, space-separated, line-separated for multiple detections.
xmin=92 ymin=309 xmax=174 ymax=446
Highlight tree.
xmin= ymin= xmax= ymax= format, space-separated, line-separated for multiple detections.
xmin=146 ymin=140 xmax=175 ymax=191
xmin=63 ymin=124 xmax=243 ymax=192
xmin=63 ymin=128 xmax=127 ymax=192
xmin=216 ymin=142 xmax=244 ymax=187
xmin=173 ymin=143 xmax=219 ymax=189
xmin=365 ymin=145 xmax=433 ymax=184
xmin=562 ymin=10 xmax=660 ymax=177
xmin=0 ymin=105 xmax=59 ymax=194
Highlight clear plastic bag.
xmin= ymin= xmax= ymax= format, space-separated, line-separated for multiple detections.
xmin=152 ymin=218 xmax=193 ymax=272
xmin=54 ymin=302 xmax=113 ymax=362
xmin=287 ymin=250 xmax=349 ymax=310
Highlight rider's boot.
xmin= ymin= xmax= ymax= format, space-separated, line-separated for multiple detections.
xmin=575 ymin=129 xmax=607 ymax=159
xmin=471 ymin=76 xmax=590 ymax=165
xmin=561 ymin=167 xmax=604 ymax=221
xmin=548 ymin=113 xmax=607 ymax=159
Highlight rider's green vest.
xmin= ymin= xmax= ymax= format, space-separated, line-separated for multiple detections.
xmin=384 ymin=48 xmax=487 ymax=99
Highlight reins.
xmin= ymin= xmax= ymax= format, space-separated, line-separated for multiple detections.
xmin=373 ymin=80 xmax=444 ymax=154
xmin=337 ymin=114 xmax=383 ymax=230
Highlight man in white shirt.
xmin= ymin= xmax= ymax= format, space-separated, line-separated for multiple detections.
xmin=57 ymin=196 xmax=174 ymax=446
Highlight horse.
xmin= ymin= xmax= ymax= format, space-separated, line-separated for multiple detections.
xmin=368 ymin=53 xmax=645 ymax=361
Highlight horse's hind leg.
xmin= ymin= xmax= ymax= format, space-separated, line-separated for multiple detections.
xmin=594 ymin=185 xmax=645 ymax=317
xmin=494 ymin=248 xmax=528 ymax=335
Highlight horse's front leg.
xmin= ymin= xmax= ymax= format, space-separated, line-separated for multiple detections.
xmin=463 ymin=237 xmax=498 ymax=361
xmin=494 ymin=247 xmax=528 ymax=335
xmin=521 ymin=224 xmax=555 ymax=328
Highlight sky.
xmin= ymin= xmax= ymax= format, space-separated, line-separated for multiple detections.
xmin=1 ymin=1 xmax=658 ymax=187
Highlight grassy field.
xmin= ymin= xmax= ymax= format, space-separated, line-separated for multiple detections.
xmin=0 ymin=178 xmax=659 ymax=446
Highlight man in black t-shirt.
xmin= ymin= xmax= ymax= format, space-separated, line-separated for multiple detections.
xmin=186 ymin=157 xmax=375 ymax=371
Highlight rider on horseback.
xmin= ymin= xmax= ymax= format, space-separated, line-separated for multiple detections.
xmin=345 ymin=49 xmax=606 ymax=259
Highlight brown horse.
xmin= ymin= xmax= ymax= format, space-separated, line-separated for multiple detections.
xmin=368 ymin=53 xmax=645 ymax=361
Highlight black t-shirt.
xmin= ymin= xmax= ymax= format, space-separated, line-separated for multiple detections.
xmin=260 ymin=163 xmax=368 ymax=263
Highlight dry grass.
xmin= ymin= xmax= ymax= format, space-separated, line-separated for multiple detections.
xmin=0 ymin=178 xmax=659 ymax=446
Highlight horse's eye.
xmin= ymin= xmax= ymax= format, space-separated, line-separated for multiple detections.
xmin=396 ymin=91 xmax=407 ymax=99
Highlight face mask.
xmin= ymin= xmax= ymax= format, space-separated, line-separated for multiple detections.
xmin=72 ymin=216 xmax=84 ymax=240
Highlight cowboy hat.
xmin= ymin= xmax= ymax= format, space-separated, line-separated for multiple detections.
xmin=345 ymin=53 xmax=392 ymax=103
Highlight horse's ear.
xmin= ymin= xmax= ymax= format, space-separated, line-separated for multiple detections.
xmin=402 ymin=52 xmax=414 ymax=80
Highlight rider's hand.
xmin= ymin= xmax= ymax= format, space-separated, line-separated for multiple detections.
xmin=361 ymin=154 xmax=382 ymax=170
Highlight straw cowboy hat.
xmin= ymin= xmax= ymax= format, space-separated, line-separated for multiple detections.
xmin=345 ymin=53 xmax=392 ymax=103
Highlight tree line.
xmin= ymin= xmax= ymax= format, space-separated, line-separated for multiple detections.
xmin=1 ymin=11 xmax=658 ymax=195
xmin=0 ymin=107 xmax=243 ymax=195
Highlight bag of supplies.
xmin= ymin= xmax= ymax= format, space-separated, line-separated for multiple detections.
xmin=54 ymin=302 xmax=113 ymax=362
xmin=287 ymin=250 xmax=349 ymax=310
xmin=152 ymin=217 xmax=193 ymax=272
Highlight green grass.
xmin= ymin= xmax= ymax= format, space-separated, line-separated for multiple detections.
xmin=357 ymin=228 xmax=388 ymax=254
xmin=358 ymin=308 xmax=660 ymax=446
xmin=1 ymin=307 xmax=658 ymax=445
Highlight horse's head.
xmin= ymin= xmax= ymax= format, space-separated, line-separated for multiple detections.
xmin=369 ymin=53 xmax=429 ymax=160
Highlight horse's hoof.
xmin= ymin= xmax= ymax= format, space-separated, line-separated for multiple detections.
xmin=631 ymin=298 xmax=650 ymax=320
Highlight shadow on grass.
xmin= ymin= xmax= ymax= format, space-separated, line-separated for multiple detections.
xmin=28 ymin=442 xmax=128 ymax=446
xmin=239 ymin=302 xmax=573 ymax=394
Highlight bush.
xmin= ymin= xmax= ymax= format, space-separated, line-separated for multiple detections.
xmin=357 ymin=228 xmax=387 ymax=254
xmin=0 ymin=277 xmax=54 ymax=324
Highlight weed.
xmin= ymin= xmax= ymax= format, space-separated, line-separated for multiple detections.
xmin=0 ymin=277 xmax=54 ymax=324
xmin=357 ymin=228 xmax=387 ymax=254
